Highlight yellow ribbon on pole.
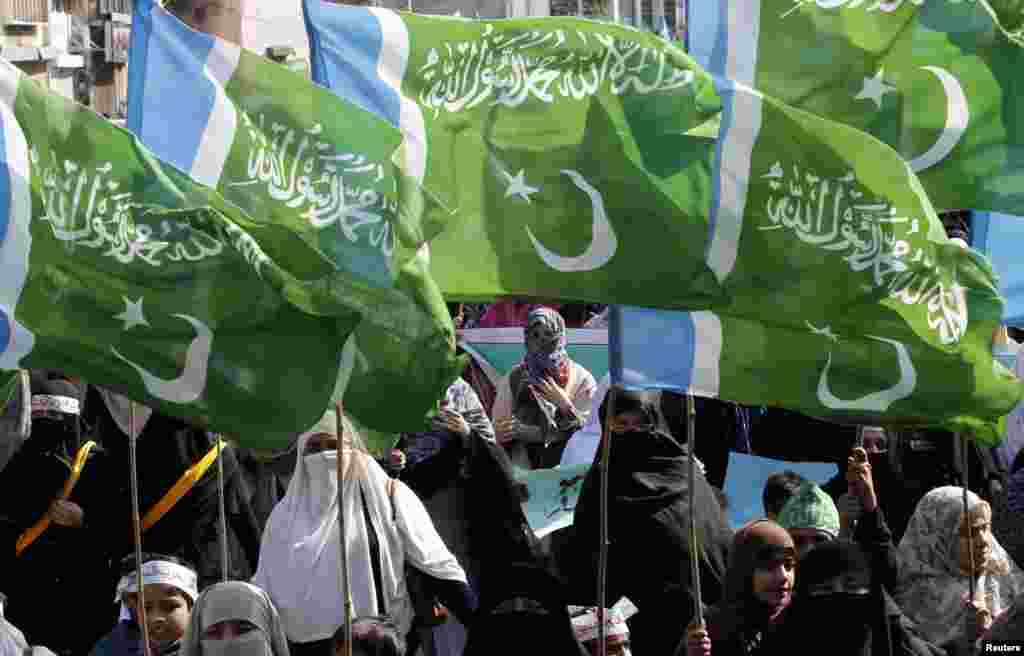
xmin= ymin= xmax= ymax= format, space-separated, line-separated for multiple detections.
xmin=141 ymin=439 xmax=227 ymax=533
xmin=16 ymin=440 xmax=98 ymax=556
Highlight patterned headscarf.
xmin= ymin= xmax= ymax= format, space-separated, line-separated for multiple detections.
xmin=896 ymin=486 xmax=1024 ymax=649
xmin=523 ymin=308 xmax=570 ymax=387
xmin=776 ymin=482 xmax=841 ymax=539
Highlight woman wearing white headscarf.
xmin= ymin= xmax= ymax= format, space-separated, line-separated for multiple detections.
xmin=180 ymin=581 xmax=289 ymax=656
xmin=252 ymin=409 xmax=472 ymax=654
xmin=895 ymin=486 xmax=1024 ymax=655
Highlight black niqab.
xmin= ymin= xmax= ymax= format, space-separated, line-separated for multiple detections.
xmin=568 ymin=389 xmax=731 ymax=656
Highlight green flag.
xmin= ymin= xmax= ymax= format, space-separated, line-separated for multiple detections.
xmin=302 ymin=7 xmax=1022 ymax=439
xmin=0 ymin=53 xmax=454 ymax=447
xmin=127 ymin=0 xmax=462 ymax=435
xmin=689 ymin=0 xmax=1024 ymax=215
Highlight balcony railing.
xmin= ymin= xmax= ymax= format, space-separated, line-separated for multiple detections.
xmin=98 ymin=0 xmax=131 ymax=15
xmin=2 ymin=0 xmax=48 ymax=24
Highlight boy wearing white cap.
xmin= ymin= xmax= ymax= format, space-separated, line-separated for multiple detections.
xmin=571 ymin=599 xmax=636 ymax=656
xmin=90 ymin=554 xmax=200 ymax=656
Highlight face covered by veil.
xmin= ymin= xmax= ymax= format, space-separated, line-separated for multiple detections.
xmin=252 ymin=409 xmax=466 ymax=643
xmin=250 ymin=409 xmax=371 ymax=642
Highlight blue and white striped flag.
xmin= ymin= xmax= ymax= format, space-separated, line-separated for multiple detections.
xmin=0 ymin=70 xmax=32 ymax=372
xmin=126 ymin=0 xmax=464 ymax=433
xmin=972 ymin=212 xmax=1024 ymax=328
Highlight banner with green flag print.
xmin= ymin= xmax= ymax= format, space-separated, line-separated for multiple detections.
xmin=301 ymin=7 xmax=1022 ymax=440
xmin=688 ymin=0 xmax=1024 ymax=216
xmin=127 ymin=0 xmax=463 ymax=434
xmin=0 ymin=58 xmax=360 ymax=447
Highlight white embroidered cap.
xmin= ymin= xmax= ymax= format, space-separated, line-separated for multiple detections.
xmin=115 ymin=559 xmax=199 ymax=603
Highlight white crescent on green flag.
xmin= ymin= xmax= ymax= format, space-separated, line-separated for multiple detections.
xmin=688 ymin=0 xmax=1024 ymax=215
xmin=303 ymin=7 xmax=1022 ymax=440
xmin=127 ymin=0 xmax=463 ymax=433
xmin=0 ymin=58 xmax=354 ymax=447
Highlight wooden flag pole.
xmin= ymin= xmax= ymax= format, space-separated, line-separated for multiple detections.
xmin=960 ymin=434 xmax=977 ymax=645
xmin=336 ymin=402 xmax=353 ymax=656
xmin=128 ymin=401 xmax=152 ymax=656
xmin=216 ymin=434 xmax=229 ymax=582
xmin=687 ymin=393 xmax=704 ymax=629
xmin=597 ymin=385 xmax=617 ymax=655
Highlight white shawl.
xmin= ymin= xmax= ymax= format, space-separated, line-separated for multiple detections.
xmin=896 ymin=486 xmax=1024 ymax=648
xmin=252 ymin=411 xmax=467 ymax=643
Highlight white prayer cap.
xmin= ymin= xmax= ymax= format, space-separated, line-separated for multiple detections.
xmin=571 ymin=599 xmax=637 ymax=644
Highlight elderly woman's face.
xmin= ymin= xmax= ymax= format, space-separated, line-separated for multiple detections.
xmin=958 ymin=504 xmax=993 ymax=575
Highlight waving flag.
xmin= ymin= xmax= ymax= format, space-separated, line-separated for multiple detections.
xmin=303 ymin=4 xmax=725 ymax=308
xmin=301 ymin=7 xmax=1021 ymax=439
xmin=610 ymin=301 xmax=1016 ymax=443
xmin=128 ymin=0 xmax=462 ymax=432
xmin=0 ymin=58 xmax=352 ymax=447
xmin=688 ymin=0 xmax=1024 ymax=216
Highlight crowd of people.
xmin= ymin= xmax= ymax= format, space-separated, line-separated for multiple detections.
xmin=0 ymin=302 xmax=1022 ymax=656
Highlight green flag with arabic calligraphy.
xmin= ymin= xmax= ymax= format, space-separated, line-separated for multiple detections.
xmin=688 ymin=0 xmax=1024 ymax=216
xmin=302 ymin=6 xmax=1022 ymax=440
xmin=0 ymin=48 xmax=457 ymax=447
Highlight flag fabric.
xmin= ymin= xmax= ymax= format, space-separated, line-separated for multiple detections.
xmin=514 ymin=462 xmax=589 ymax=539
xmin=0 ymin=57 xmax=352 ymax=447
xmin=688 ymin=0 xmax=1024 ymax=216
xmin=128 ymin=0 xmax=462 ymax=433
xmin=302 ymin=4 xmax=727 ymax=308
xmin=972 ymin=212 xmax=1024 ymax=327
xmin=303 ymin=7 xmax=1021 ymax=440
xmin=609 ymin=301 xmax=1016 ymax=444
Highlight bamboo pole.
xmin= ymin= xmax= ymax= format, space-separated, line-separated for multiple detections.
xmin=336 ymin=402 xmax=353 ymax=656
xmin=597 ymin=385 xmax=617 ymax=655
xmin=216 ymin=435 xmax=229 ymax=582
xmin=128 ymin=401 xmax=152 ymax=656
xmin=687 ymin=393 xmax=704 ymax=628
xmin=960 ymin=434 xmax=977 ymax=645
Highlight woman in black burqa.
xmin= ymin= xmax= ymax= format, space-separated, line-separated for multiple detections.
xmin=564 ymin=387 xmax=732 ymax=656
xmin=0 ymin=372 xmax=114 ymax=655
xmin=83 ymin=385 xmax=263 ymax=589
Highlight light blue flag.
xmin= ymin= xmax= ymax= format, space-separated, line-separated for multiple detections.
xmin=514 ymin=462 xmax=590 ymax=539
xmin=972 ymin=212 xmax=1024 ymax=328
xmin=724 ymin=453 xmax=837 ymax=530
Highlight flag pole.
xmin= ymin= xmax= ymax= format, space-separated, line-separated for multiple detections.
xmin=216 ymin=434 xmax=229 ymax=582
xmin=960 ymin=433 xmax=977 ymax=644
xmin=687 ymin=393 xmax=704 ymax=629
xmin=597 ymin=385 xmax=617 ymax=655
xmin=128 ymin=401 xmax=152 ymax=656
xmin=336 ymin=402 xmax=353 ymax=656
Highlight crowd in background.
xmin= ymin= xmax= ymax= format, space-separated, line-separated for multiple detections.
xmin=0 ymin=299 xmax=1022 ymax=656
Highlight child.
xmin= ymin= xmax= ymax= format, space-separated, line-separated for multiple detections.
xmin=90 ymin=554 xmax=199 ymax=656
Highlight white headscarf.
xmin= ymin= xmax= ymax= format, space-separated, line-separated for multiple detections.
xmin=252 ymin=410 xmax=466 ymax=643
xmin=896 ymin=486 xmax=1024 ymax=648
